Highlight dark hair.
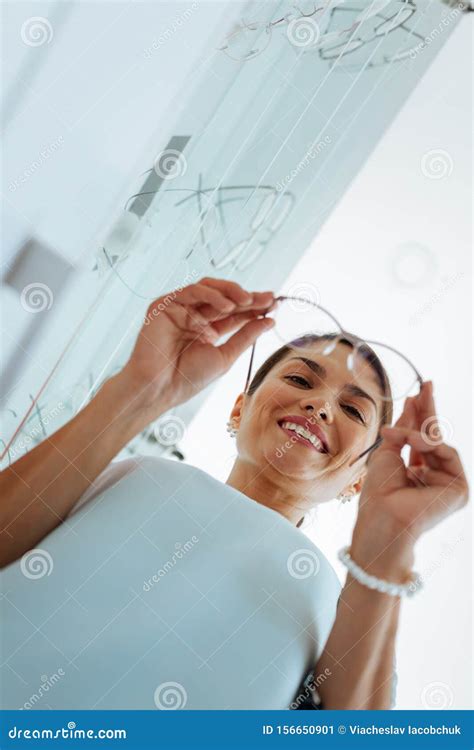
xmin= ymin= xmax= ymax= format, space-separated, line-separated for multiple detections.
xmin=246 ymin=333 xmax=393 ymax=464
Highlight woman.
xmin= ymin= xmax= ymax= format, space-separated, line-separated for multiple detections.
xmin=0 ymin=277 xmax=469 ymax=710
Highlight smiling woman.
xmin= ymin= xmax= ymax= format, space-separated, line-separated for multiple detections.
xmin=224 ymin=333 xmax=394 ymax=528
xmin=0 ymin=278 xmax=469 ymax=711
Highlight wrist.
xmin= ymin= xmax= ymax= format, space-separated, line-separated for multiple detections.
xmin=100 ymin=368 xmax=168 ymax=437
xmin=351 ymin=515 xmax=416 ymax=585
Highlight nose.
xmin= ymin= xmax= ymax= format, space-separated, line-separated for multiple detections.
xmin=301 ymin=397 xmax=334 ymax=424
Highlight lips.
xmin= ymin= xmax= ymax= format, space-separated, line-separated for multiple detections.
xmin=277 ymin=415 xmax=330 ymax=454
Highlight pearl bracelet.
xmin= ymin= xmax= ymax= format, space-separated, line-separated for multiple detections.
xmin=337 ymin=545 xmax=422 ymax=598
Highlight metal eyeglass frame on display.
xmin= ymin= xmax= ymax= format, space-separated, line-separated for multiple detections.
xmin=243 ymin=294 xmax=424 ymax=467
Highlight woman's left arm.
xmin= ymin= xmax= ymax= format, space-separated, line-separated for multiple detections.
xmin=311 ymin=382 xmax=469 ymax=710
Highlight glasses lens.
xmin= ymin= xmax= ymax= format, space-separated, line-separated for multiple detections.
xmin=375 ymin=6 xmax=414 ymax=35
xmin=220 ymin=23 xmax=271 ymax=61
xmin=320 ymin=37 xmax=364 ymax=59
xmin=249 ymin=298 xmax=419 ymax=406
xmin=349 ymin=339 xmax=420 ymax=403
xmin=267 ymin=296 xmax=342 ymax=347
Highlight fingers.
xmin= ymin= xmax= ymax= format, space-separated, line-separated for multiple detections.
xmin=209 ymin=309 xmax=267 ymax=337
xmin=170 ymin=279 xmax=274 ymax=322
xmin=415 ymin=380 xmax=436 ymax=423
xmin=199 ymin=277 xmax=274 ymax=310
xmin=410 ymin=381 xmax=436 ymax=467
xmin=380 ymin=425 xmax=465 ymax=478
xmin=149 ymin=284 xmax=233 ymax=319
xmin=197 ymin=293 xmax=275 ymax=322
xmin=393 ymin=397 xmax=423 ymax=468
xmin=217 ymin=317 xmax=275 ymax=369
xmin=394 ymin=396 xmax=417 ymax=429
xmin=407 ymin=465 xmax=450 ymax=487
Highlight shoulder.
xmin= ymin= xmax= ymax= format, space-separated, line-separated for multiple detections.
xmin=68 ymin=454 xmax=194 ymax=516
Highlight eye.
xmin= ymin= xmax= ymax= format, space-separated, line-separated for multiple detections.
xmin=342 ymin=404 xmax=366 ymax=424
xmin=285 ymin=375 xmax=311 ymax=387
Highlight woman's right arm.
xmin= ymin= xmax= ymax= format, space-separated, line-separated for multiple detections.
xmin=0 ymin=369 xmax=160 ymax=568
xmin=0 ymin=277 xmax=276 ymax=568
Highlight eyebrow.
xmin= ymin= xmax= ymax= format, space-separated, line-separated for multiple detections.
xmin=286 ymin=356 xmax=378 ymax=412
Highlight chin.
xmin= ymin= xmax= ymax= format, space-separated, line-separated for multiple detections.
xmin=263 ymin=445 xmax=324 ymax=479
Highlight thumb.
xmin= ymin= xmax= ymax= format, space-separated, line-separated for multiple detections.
xmin=217 ymin=317 xmax=275 ymax=369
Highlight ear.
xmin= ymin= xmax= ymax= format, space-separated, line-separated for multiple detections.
xmin=228 ymin=392 xmax=246 ymax=426
xmin=343 ymin=468 xmax=367 ymax=497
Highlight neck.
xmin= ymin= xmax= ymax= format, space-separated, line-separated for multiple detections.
xmin=225 ymin=458 xmax=308 ymax=526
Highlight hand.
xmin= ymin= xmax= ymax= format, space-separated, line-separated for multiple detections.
xmin=357 ymin=382 xmax=469 ymax=544
xmin=119 ymin=277 xmax=277 ymax=417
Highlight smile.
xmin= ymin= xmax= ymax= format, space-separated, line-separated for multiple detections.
xmin=278 ymin=421 xmax=327 ymax=453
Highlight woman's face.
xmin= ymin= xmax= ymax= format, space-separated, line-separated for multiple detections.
xmin=232 ymin=340 xmax=385 ymax=502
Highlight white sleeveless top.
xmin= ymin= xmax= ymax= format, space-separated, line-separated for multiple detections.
xmin=1 ymin=455 xmax=394 ymax=710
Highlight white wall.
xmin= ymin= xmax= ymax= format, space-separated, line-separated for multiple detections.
xmin=181 ymin=16 xmax=473 ymax=710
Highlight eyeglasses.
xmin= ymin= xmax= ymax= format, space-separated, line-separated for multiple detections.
xmin=217 ymin=2 xmax=325 ymax=62
xmin=243 ymin=295 xmax=423 ymax=466
xmin=318 ymin=1 xmax=425 ymax=70
xmin=172 ymin=183 xmax=295 ymax=271
xmin=217 ymin=0 xmax=421 ymax=67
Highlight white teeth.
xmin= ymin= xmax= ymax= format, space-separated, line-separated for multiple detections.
xmin=281 ymin=421 xmax=324 ymax=451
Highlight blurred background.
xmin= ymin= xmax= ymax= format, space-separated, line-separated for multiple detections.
xmin=1 ymin=0 xmax=472 ymax=709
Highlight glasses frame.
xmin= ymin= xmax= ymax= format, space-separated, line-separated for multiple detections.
xmin=318 ymin=1 xmax=424 ymax=69
xmin=243 ymin=294 xmax=424 ymax=466
xmin=218 ymin=2 xmax=324 ymax=61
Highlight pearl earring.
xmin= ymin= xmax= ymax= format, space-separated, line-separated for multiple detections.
xmin=338 ymin=492 xmax=353 ymax=504
xmin=226 ymin=419 xmax=238 ymax=438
